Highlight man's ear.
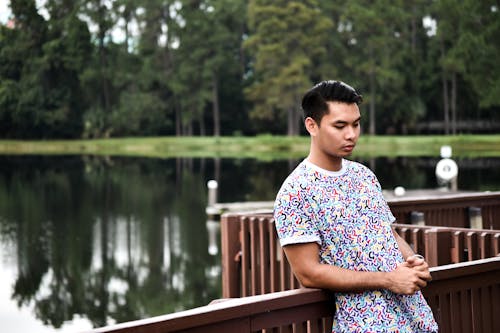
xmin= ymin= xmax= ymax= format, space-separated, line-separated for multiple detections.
xmin=304 ymin=117 xmax=318 ymax=136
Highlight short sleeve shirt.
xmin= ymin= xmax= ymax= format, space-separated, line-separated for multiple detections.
xmin=274 ymin=159 xmax=438 ymax=332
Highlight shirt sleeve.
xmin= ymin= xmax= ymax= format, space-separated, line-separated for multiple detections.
xmin=273 ymin=179 xmax=322 ymax=247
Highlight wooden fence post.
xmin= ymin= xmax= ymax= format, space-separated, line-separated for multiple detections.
xmin=221 ymin=214 xmax=242 ymax=298
xmin=424 ymin=229 xmax=452 ymax=266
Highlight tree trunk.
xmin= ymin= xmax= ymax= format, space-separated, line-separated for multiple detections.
xmin=442 ymin=76 xmax=450 ymax=135
xmin=369 ymin=70 xmax=376 ymax=135
xmin=98 ymin=4 xmax=111 ymax=138
xmin=185 ymin=122 xmax=193 ymax=136
xmin=287 ymin=107 xmax=294 ymax=136
xmin=294 ymin=96 xmax=302 ymax=135
xmin=175 ymin=99 xmax=182 ymax=136
xmin=440 ymin=39 xmax=450 ymax=135
xmin=123 ymin=6 xmax=131 ymax=54
xmin=451 ymin=72 xmax=457 ymax=135
xmin=411 ymin=4 xmax=417 ymax=54
xmin=212 ymin=74 xmax=220 ymax=137
xmin=199 ymin=112 xmax=206 ymax=136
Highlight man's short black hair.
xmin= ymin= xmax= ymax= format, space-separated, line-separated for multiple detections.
xmin=301 ymin=80 xmax=363 ymax=124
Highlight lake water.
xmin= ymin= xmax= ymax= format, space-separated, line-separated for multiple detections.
xmin=0 ymin=155 xmax=499 ymax=332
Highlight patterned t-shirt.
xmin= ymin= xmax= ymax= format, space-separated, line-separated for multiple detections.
xmin=274 ymin=159 xmax=438 ymax=333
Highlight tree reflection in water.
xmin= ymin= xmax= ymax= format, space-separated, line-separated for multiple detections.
xmin=0 ymin=155 xmax=499 ymax=331
xmin=0 ymin=156 xmax=232 ymax=330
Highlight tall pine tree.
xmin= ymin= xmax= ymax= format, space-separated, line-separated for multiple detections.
xmin=244 ymin=0 xmax=333 ymax=135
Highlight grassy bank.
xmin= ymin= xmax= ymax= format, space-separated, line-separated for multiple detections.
xmin=0 ymin=135 xmax=499 ymax=160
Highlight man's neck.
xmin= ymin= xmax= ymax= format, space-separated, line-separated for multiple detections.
xmin=306 ymin=153 xmax=343 ymax=172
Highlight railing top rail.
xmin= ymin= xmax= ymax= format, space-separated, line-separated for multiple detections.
xmin=429 ymin=256 xmax=500 ymax=280
xmin=386 ymin=191 xmax=500 ymax=206
xmin=87 ymin=288 xmax=332 ymax=333
xmin=393 ymin=223 xmax=500 ymax=233
xmin=223 ymin=214 xmax=500 ymax=233
xmin=222 ymin=211 xmax=273 ymax=219
xmin=220 ymin=191 xmax=500 ymax=213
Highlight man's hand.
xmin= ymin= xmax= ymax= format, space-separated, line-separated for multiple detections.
xmin=386 ymin=262 xmax=428 ymax=295
xmin=386 ymin=257 xmax=432 ymax=295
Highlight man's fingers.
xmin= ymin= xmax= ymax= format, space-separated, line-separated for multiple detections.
xmin=415 ymin=277 xmax=428 ymax=288
xmin=416 ymin=270 xmax=432 ymax=282
xmin=406 ymin=254 xmax=426 ymax=266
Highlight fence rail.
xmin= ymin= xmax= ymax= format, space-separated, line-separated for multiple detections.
xmin=387 ymin=191 xmax=500 ymax=229
xmin=392 ymin=224 xmax=500 ymax=267
xmin=221 ymin=214 xmax=300 ymax=299
xmin=222 ymin=213 xmax=500 ymax=299
xmin=86 ymin=257 xmax=500 ymax=333
xmin=87 ymin=288 xmax=334 ymax=333
xmin=423 ymin=257 xmax=500 ymax=333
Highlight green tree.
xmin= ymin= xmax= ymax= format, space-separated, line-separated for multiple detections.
xmin=107 ymin=0 xmax=173 ymax=136
xmin=424 ymin=1 xmax=500 ymax=135
xmin=431 ymin=0 xmax=464 ymax=134
xmin=2 ymin=1 xmax=500 ymax=138
xmin=137 ymin=0 xmax=183 ymax=136
xmin=318 ymin=1 xmax=429 ymax=134
xmin=41 ymin=0 xmax=92 ymax=137
xmin=203 ymin=0 xmax=246 ymax=137
xmin=0 ymin=0 xmax=48 ymax=138
xmin=389 ymin=0 xmax=431 ymax=134
xmin=170 ymin=1 xmax=210 ymax=136
xmin=244 ymin=0 xmax=333 ymax=135
xmin=168 ymin=0 xmax=246 ymax=136
xmin=336 ymin=0 xmax=409 ymax=135
xmin=449 ymin=1 xmax=500 ymax=110
xmin=81 ymin=0 xmax=116 ymax=138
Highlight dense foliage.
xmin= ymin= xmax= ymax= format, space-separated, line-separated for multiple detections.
xmin=0 ymin=0 xmax=499 ymax=138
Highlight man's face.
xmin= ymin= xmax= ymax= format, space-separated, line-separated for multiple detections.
xmin=310 ymin=101 xmax=361 ymax=158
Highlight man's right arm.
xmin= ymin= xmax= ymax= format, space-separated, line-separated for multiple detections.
xmin=283 ymin=242 xmax=430 ymax=295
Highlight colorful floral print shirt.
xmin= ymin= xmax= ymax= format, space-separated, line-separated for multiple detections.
xmin=274 ymin=159 xmax=438 ymax=332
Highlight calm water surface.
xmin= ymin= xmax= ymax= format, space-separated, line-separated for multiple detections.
xmin=0 ymin=155 xmax=499 ymax=332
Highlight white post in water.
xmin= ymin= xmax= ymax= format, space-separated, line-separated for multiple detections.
xmin=206 ymin=218 xmax=220 ymax=255
xmin=206 ymin=180 xmax=219 ymax=218
xmin=206 ymin=180 xmax=220 ymax=255
xmin=435 ymin=145 xmax=458 ymax=190
xmin=207 ymin=180 xmax=218 ymax=207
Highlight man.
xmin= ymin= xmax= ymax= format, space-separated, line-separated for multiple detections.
xmin=273 ymin=80 xmax=438 ymax=332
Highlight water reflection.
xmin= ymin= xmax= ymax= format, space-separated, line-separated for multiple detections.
xmin=0 ymin=155 xmax=499 ymax=332
xmin=0 ymin=156 xmax=226 ymax=332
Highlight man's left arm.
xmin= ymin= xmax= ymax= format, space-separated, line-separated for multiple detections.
xmin=393 ymin=229 xmax=432 ymax=281
xmin=392 ymin=229 xmax=415 ymax=260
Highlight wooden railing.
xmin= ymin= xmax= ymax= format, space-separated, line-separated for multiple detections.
xmin=86 ymin=288 xmax=334 ymax=333
xmin=221 ymin=213 xmax=500 ymax=299
xmin=86 ymin=193 xmax=500 ymax=333
xmin=424 ymin=257 xmax=500 ymax=333
xmin=387 ymin=191 xmax=500 ymax=229
xmin=392 ymin=223 xmax=500 ymax=267
xmin=221 ymin=213 xmax=299 ymax=298
xmin=85 ymin=257 xmax=500 ymax=333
